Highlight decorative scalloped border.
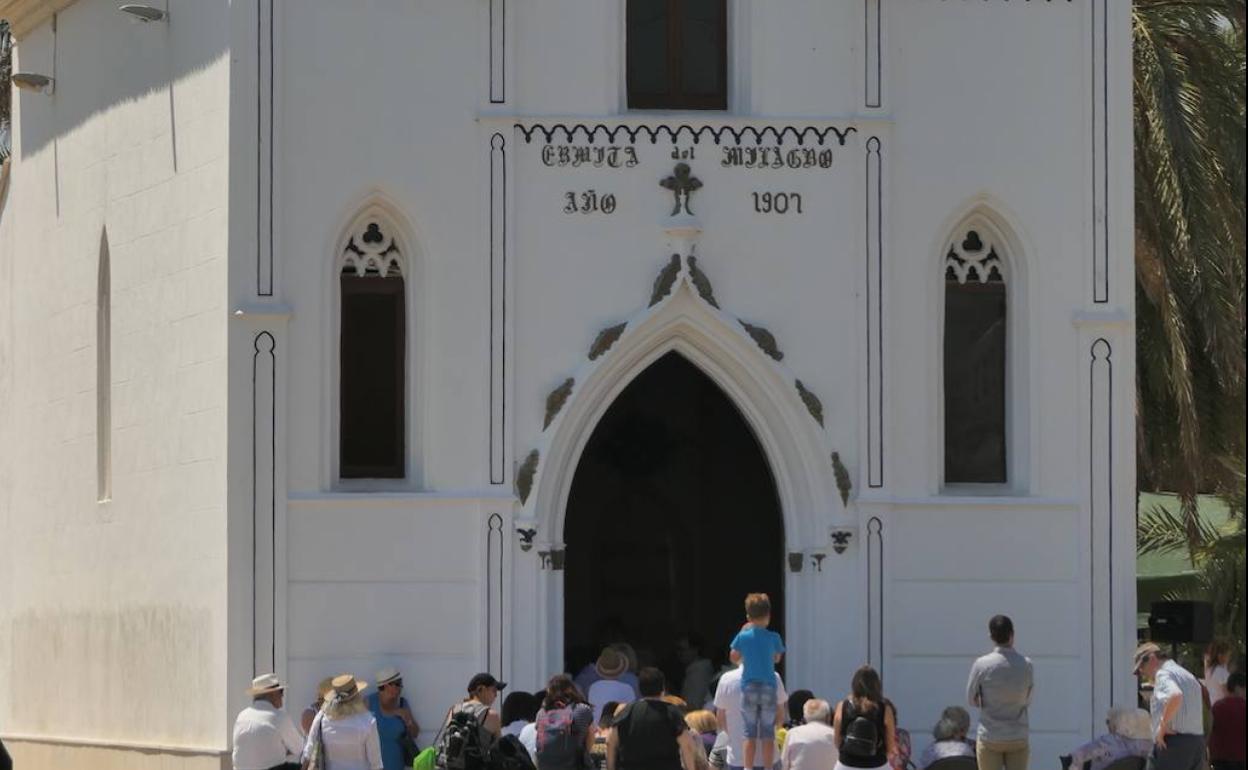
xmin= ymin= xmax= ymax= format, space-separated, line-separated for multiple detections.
xmin=516 ymin=123 xmax=856 ymax=147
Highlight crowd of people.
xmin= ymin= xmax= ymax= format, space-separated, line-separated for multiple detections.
xmin=228 ymin=604 xmax=1244 ymax=770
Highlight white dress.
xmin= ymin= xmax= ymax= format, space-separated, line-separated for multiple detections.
xmin=304 ymin=710 xmax=384 ymax=770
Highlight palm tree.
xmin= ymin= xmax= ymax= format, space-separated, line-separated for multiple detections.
xmin=1 ymin=19 xmax=12 ymax=162
xmin=1134 ymin=0 xmax=1246 ymax=546
xmin=1139 ymin=470 xmax=1246 ymax=649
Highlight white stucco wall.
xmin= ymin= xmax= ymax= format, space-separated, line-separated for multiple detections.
xmin=255 ymin=3 xmax=1135 ymax=765
xmin=1 ymin=1 xmax=1135 ymax=766
xmin=0 ymin=0 xmax=232 ymax=764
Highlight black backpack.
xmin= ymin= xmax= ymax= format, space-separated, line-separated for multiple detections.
xmin=488 ymin=735 xmax=536 ymax=770
xmin=841 ymin=699 xmax=882 ymax=759
xmin=438 ymin=707 xmax=488 ymax=770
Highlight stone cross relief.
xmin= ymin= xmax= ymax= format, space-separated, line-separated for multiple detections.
xmin=660 ymin=162 xmax=703 ymax=216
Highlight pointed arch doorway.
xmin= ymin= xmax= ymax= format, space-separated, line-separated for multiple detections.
xmin=563 ymin=351 xmax=784 ymax=695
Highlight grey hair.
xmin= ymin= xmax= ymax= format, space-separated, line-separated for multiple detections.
xmin=1107 ymin=708 xmax=1150 ymax=742
xmin=933 ymin=706 xmax=972 ymax=741
xmin=803 ymin=698 xmax=831 ymax=725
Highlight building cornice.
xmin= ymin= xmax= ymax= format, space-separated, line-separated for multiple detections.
xmin=0 ymin=0 xmax=77 ymax=39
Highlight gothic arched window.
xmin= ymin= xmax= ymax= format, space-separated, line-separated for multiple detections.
xmin=339 ymin=218 xmax=406 ymax=479
xmin=943 ymin=229 xmax=1007 ymax=484
xmin=627 ymin=0 xmax=727 ymax=110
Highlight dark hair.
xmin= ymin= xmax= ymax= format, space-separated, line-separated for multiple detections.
xmin=543 ymin=674 xmax=587 ymax=710
xmin=501 ymin=691 xmax=539 ymax=725
xmin=989 ymin=615 xmax=1014 ymax=645
xmin=638 ymin=666 xmax=666 ymax=697
xmin=598 ymin=701 xmax=621 ymax=728
xmin=851 ymin=665 xmax=884 ymax=713
xmin=788 ymin=689 xmax=814 ymax=725
xmin=1227 ymin=671 xmax=1246 ymax=691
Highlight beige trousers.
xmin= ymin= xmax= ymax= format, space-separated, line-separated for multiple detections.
xmin=977 ymin=738 xmax=1030 ymax=770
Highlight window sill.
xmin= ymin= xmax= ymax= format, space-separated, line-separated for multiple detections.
xmin=855 ymin=493 xmax=1079 ymax=510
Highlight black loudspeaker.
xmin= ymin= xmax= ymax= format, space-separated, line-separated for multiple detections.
xmin=1148 ymin=600 xmax=1214 ymax=644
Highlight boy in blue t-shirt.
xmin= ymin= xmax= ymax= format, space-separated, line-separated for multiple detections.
xmin=730 ymin=592 xmax=786 ymax=770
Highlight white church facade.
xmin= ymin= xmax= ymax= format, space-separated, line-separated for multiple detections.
xmin=0 ymin=1 xmax=1137 ymax=768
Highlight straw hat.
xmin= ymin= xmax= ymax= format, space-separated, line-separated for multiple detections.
xmin=315 ymin=676 xmax=335 ymax=702
xmin=376 ymin=666 xmax=402 ymax=688
xmin=1133 ymin=642 xmax=1162 ymax=674
xmin=329 ymin=673 xmax=369 ymax=702
xmin=596 ymin=647 xmax=628 ymax=679
xmin=247 ymin=673 xmax=286 ymax=697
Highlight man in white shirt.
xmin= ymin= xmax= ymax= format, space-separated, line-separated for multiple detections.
xmin=1134 ymin=644 xmax=1206 ymax=770
xmin=713 ymin=664 xmax=788 ymax=770
xmin=781 ymin=699 xmax=838 ymax=770
xmin=233 ymin=673 xmax=305 ymax=770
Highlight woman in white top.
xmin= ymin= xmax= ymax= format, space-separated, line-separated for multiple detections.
xmin=1204 ymin=640 xmax=1233 ymax=703
xmin=303 ymin=674 xmax=384 ymax=770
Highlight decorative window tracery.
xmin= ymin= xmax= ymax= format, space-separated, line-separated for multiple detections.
xmin=339 ymin=220 xmax=404 ymax=279
xmin=338 ymin=215 xmax=407 ymax=479
xmin=943 ymin=227 xmax=1008 ymax=484
xmin=944 ymin=230 xmax=1005 ymax=285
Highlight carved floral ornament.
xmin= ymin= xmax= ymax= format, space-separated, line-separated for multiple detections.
xmin=340 ymin=220 xmax=404 ymax=278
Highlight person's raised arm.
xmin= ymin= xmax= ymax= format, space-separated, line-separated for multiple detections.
xmin=832 ymin=701 xmax=844 ymax=746
xmin=716 ymin=707 xmax=728 ymax=733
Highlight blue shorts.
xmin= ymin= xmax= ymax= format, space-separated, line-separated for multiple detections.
xmin=740 ymin=680 xmax=778 ymax=740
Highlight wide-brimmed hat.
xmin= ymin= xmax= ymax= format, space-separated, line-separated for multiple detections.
xmin=247 ymin=673 xmax=286 ymax=697
xmin=330 ymin=673 xmax=369 ymax=702
xmin=596 ymin=647 xmax=628 ymax=679
xmin=376 ymin=666 xmax=402 ymax=687
xmin=315 ymin=676 xmax=335 ymax=701
xmin=1133 ymin=643 xmax=1162 ymax=674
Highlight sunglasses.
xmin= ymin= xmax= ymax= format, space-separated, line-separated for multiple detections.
xmin=384 ymin=680 xmax=404 ymax=690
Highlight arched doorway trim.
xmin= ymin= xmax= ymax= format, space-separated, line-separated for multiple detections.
xmin=519 ymin=255 xmax=843 ymax=554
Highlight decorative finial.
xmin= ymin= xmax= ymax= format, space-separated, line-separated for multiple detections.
xmin=659 ymin=163 xmax=703 ymax=216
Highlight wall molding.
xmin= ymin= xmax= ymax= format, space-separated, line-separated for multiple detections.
xmin=0 ymin=732 xmax=228 ymax=757
xmin=252 ymin=331 xmax=277 ymax=677
xmin=865 ymin=137 xmax=884 ymax=488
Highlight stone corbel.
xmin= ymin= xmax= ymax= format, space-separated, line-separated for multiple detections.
xmin=514 ymin=519 xmax=538 ymax=552
xmin=829 ymin=529 xmax=854 ymax=555
xmin=538 ymin=548 xmax=566 ymax=571
xmin=807 ymin=547 xmax=829 ymax=572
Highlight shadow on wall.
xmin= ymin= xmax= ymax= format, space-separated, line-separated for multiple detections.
xmin=14 ymin=0 xmax=229 ymax=159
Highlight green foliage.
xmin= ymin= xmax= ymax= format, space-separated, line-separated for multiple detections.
xmin=1139 ymin=471 xmax=1247 ymax=653
xmin=1134 ymin=0 xmax=1247 ymax=547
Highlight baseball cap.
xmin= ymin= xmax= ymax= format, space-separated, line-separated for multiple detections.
xmin=467 ymin=672 xmax=507 ymax=693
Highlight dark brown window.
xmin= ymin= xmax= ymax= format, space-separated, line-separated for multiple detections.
xmin=943 ymin=230 xmax=1007 ymax=484
xmin=339 ymin=220 xmax=406 ymax=479
xmin=627 ymin=0 xmax=727 ymax=110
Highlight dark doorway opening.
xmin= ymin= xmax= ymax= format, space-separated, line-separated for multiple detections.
xmin=563 ymin=352 xmax=784 ymax=699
